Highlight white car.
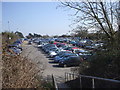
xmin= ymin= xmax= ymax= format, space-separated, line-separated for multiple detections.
xmin=48 ymin=51 xmax=57 ymax=58
xmin=37 ymin=43 xmax=47 ymax=48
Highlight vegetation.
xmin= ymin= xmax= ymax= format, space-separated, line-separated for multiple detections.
xmin=60 ymin=1 xmax=120 ymax=80
xmin=26 ymin=33 xmax=42 ymax=39
xmin=72 ymin=26 xmax=88 ymax=38
xmin=60 ymin=2 xmax=119 ymax=44
xmin=2 ymin=31 xmax=19 ymax=53
xmin=2 ymin=54 xmax=41 ymax=88
xmin=15 ymin=31 xmax=24 ymax=38
xmin=78 ymin=48 xmax=120 ymax=79
xmin=2 ymin=31 xmax=40 ymax=88
xmin=1 ymin=31 xmax=53 ymax=89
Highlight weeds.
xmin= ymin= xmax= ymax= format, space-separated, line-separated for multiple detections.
xmin=1 ymin=32 xmax=53 ymax=89
xmin=2 ymin=53 xmax=42 ymax=88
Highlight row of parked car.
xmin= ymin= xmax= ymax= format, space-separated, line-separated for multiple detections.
xmin=29 ymin=37 xmax=96 ymax=67
xmin=41 ymin=43 xmax=84 ymax=67
xmin=54 ymin=38 xmax=104 ymax=50
xmin=33 ymin=37 xmax=104 ymax=50
xmin=8 ymin=39 xmax=23 ymax=55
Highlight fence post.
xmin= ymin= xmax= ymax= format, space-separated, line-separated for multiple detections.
xmin=52 ymin=74 xmax=58 ymax=90
xmin=92 ymin=78 xmax=95 ymax=88
xmin=69 ymin=73 xmax=71 ymax=81
xmin=73 ymin=73 xmax=74 ymax=80
xmin=66 ymin=73 xmax=68 ymax=81
xmin=66 ymin=73 xmax=67 ymax=81
xmin=52 ymin=74 xmax=54 ymax=87
xmin=80 ymin=75 xmax=82 ymax=89
xmin=65 ymin=72 xmax=66 ymax=82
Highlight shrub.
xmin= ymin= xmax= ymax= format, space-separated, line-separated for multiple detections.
xmin=79 ymin=47 xmax=120 ymax=80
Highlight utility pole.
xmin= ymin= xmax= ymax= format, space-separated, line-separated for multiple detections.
xmin=7 ymin=21 xmax=11 ymax=40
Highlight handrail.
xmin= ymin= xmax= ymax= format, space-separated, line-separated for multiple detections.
xmin=80 ymin=74 xmax=120 ymax=83
xmin=65 ymin=72 xmax=120 ymax=88
xmin=66 ymin=72 xmax=120 ymax=83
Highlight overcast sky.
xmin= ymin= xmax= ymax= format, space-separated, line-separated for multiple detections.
xmin=2 ymin=2 xmax=75 ymax=36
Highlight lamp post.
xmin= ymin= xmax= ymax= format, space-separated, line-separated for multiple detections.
xmin=7 ymin=21 xmax=11 ymax=44
xmin=8 ymin=21 xmax=10 ymax=32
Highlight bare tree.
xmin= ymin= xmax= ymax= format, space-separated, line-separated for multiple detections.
xmin=72 ymin=25 xmax=88 ymax=38
xmin=59 ymin=1 xmax=119 ymax=43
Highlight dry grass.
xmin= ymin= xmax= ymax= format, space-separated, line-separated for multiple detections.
xmin=1 ymin=32 xmax=52 ymax=89
xmin=2 ymin=53 xmax=44 ymax=89
xmin=1 ymin=32 xmax=42 ymax=88
xmin=0 ymin=34 xmax=2 ymax=89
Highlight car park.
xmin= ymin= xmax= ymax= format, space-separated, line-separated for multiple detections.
xmin=31 ymin=37 xmax=101 ymax=68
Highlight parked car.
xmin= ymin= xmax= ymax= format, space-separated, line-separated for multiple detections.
xmin=42 ymin=44 xmax=57 ymax=52
xmin=75 ymin=49 xmax=93 ymax=60
xmin=54 ymin=52 xmax=77 ymax=63
xmin=38 ymin=43 xmax=47 ymax=48
xmin=45 ymin=47 xmax=59 ymax=53
xmin=8 ymin=44 xmax=22 ymax=51
xmin=69 ymin=41 xmax=76 ymax=46
xmin=9 ymin=47 xmax=22 ymax=55
xmin=28 ymin=40 xmax=32 ymax=44
xmin=59 ymin=56 xmax=83 ymax=67
xmin=48 ymin=51 xmax=58 ymax=58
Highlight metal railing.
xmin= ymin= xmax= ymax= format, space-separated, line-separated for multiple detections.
xmin=65 ymin=72 xmax=120 ymax=88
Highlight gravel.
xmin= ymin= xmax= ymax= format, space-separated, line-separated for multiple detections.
xmin=21 ymin=44 xmax=71 ymax=79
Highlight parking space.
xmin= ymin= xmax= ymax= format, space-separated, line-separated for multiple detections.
xmin=21 ymin=37 xmax=103 ymax=80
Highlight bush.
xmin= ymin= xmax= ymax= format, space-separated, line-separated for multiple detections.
xmin=79 ymin=48 xmax=120 ymax=80
xmin=1 ymin=31 xmax=47 ymax=89
xmin=2 ymin=53 xmax=42 ymax=88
